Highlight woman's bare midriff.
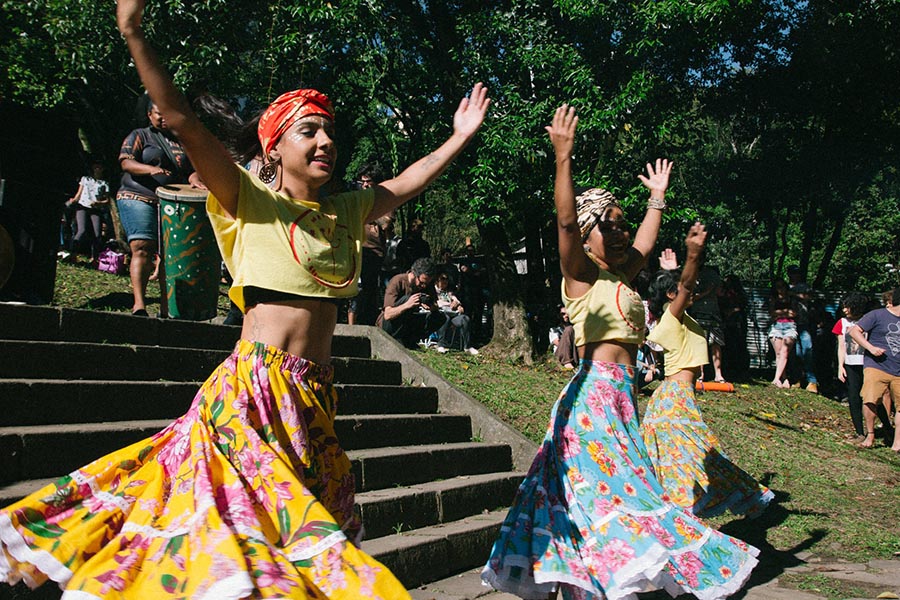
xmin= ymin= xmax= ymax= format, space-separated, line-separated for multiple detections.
xmin=241 ymin=300 xmax=338 ymax=365
xmin=578 ymin=340 xmax=637 ymax=366
xmin=666 ymin=367 xmax=701 ymax=383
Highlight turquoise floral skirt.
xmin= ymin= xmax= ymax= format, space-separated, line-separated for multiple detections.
xmin=482 ymin=360 xmax=759 ymax=600
xmin=640 ymin=380 xmax=773 ymax=518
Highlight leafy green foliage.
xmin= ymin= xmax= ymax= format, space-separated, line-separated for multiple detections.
xmin=3 ymin=0 xmax=898 ymax=303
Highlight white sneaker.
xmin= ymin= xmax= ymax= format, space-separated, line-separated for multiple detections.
xmin=466 ymin=347 xmax=479 ymax=355
xmin=435 ymin=346 xmax=449 ymax=354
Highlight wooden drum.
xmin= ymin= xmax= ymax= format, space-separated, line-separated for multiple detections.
xmin=157 ymin=184 xmax=220 ymax=320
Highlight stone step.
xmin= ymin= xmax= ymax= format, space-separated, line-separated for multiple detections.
xmin=356 ymin=472 xmax=524 ymax=539
xmin=0 ymin=380 xmax=440 ymax=426
xmin=363 ymin=509 xmax=507 ymax=590
xmin=408 ymin=567 xmax=521 ymax=599
xmin=2 ymin=442 xmax=512 ymax=503
xmin=351 ymin=443 xmax=512 ymax=493
xmin=0 ymin=341 xmax=400 ymax=384
xmin=0 ymin=415 xmax=478 ymax=484
xmin=0 ymin=303 xmax=371 ymax=358
xmin=2 ymin=470 xmax=523 ymax=534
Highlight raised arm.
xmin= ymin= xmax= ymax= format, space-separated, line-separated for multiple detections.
xmin=546 ymin=105 xmax=594 ymax=293
xmin=368 ymin=83 xmax=490 ymax=221
xmin=667 ymin=223 xmax=707 ymax=320
xmin=116 ymin=0 xmax=238 ymax=216
xmin=620 ymin=159 xmax=673 ymax=281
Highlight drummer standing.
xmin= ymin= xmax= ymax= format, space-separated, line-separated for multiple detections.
xmin=115 ymin=98 xmax=206 ymax=317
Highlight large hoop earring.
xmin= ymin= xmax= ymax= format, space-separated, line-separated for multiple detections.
xmin=259 ymin=157 xmax=279 ymax=184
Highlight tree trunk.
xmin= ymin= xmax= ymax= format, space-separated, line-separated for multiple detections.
xmin=814 ymin=213 xmax=845 ymax=289
xmin=477 ymin=219 xmax=533 ymax=364
xmin=798 ymin=199 xmax=816 ymax=281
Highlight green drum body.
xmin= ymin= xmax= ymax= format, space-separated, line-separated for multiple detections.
xmin=157 ymin=185 xmax=220 ymax=320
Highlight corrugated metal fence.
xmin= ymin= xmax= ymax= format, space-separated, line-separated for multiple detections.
xmin=744 ymin=286 xmax=844 ymax=369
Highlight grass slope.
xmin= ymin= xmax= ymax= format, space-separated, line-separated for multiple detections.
xmin=53 ymin=260 xmax=231 ymax=315
xmin=415 ymin=350 xmax=900 ymax=569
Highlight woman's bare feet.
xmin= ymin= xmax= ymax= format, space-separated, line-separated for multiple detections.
xmin=858 ymin=432 xmax=876 ymax=448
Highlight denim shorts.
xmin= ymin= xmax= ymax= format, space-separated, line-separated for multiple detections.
xmin=116 ymin=198 xmax=158 ymax=242
xmin=768 ymin=320 xmax=798 ymax=340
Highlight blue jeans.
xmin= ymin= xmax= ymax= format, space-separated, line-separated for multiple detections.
xmin=795 ymin=329 xmax=817 ymax=384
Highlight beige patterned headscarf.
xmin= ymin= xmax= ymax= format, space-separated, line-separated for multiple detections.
xmin=575 ymin=188 xmax=620 ymax=240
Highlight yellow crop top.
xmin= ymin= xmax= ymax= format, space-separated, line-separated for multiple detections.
xmin=207 ymin=169 xmax=375 ymax=312
xmin=561 ymin=269 xmax=646 ymax=346
xmin=646 ymin=305 xmax=709 ymax=376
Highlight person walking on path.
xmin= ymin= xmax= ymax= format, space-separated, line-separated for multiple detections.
xmin=833 ymin=292 xmax=872 ymax=443
xmin=66 ymin=159 xmax=112 ymax=264
xmin=767 ymin=278 xmax=798 ymax=388
xmin=849 ymin=287 xmax=900 ymax=451
xmin=0 ymin=1 xmax=489 ymax=597
xmin=481 ymin=104 xmax=758 ymax=600
xmin=642 ymin=226 xmax=774 ymax=519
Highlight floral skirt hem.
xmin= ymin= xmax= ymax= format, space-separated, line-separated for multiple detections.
xmin=482 ymin=541 xmax=758 ymax=600
xmin=0 ymin=339 xmax=409 ymax=599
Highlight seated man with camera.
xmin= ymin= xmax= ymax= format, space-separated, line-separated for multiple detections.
xmin=377 ymin=257 xmax=446 ymax=349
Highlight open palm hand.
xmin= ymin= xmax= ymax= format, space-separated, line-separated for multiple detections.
xmin=453 ymin=83 xmax=490 ymax=140
xmin=637 ymin=158 xmax=673 ymax=195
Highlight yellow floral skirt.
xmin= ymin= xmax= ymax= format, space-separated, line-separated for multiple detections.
xmin=640 ymin=380 xmax=773 ymax=518
xmin=0 ymin=340 xmax=410 ymax=599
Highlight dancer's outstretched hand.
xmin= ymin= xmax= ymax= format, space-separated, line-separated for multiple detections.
xmin=545 ymin=104 xmax=578 ymax=159
xmin=637 ymin=158 xmax=673 ymax=196
xmin=453 ymin=83 xmax=490 ymax=140
xmin=117 ymin=0 xmax=146 ymax=36
xmin=685 ymin=222 xmax=707 ymax=255
xmin=659 ymin=248 xmax=678 ymax=270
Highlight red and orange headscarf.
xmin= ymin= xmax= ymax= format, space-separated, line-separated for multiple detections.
xmin=258 ymin=89 xmax=334 ymax=158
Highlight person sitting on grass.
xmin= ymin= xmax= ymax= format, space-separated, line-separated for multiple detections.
xmin=432 ymin=271 xmax=479 ymax=355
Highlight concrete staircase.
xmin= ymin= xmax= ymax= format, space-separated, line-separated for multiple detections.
xmin=0 ymin=304 xmax=534 ymax=598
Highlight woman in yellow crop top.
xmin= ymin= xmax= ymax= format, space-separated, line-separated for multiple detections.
xmin=640 ymin=225 xmax=773 ymax=520
xmin=483 ymin=106 xmax=759 ymax=600
xmin=0 ymin=3 xmax=489 ymax=599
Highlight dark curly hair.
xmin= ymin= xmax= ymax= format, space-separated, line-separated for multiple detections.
xmin=841 ymin=291 xmax=870 ymax=319
xmin=647 ymin=269 xmax=679 ymax=321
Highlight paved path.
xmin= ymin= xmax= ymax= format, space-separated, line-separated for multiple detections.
xmin=409 ymin=553 xmax=900 ymax=600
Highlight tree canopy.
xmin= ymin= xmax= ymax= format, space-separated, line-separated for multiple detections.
xmin=2 ymin=0 xmax=898 ymax=349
